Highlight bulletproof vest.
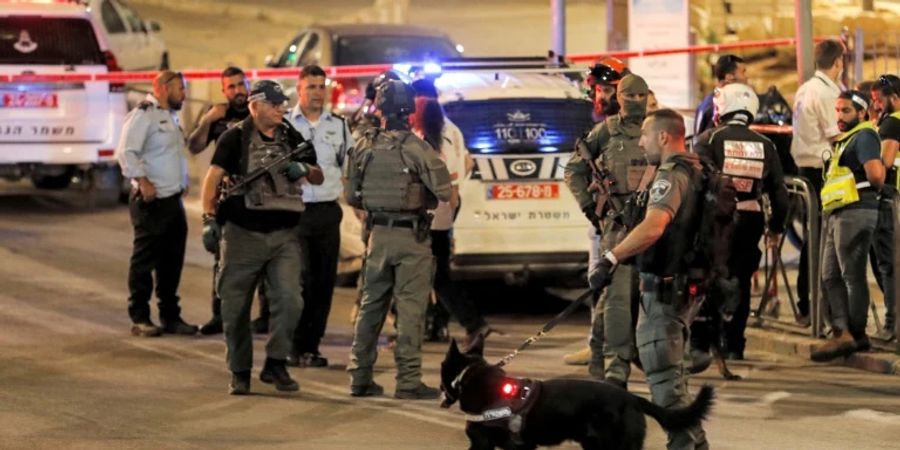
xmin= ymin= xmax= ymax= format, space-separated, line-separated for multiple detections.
xmin=239 ymin=120 xmax=305 ymax=213
xmin=597 ymin=115 xmax=648 ymax=195
xmin=638 ymin=155 xmax=705 ymax=277
xmin=355 ymin=129 xmax=435 ymax=213
xmin=710 ymin=123 xmax=768 ymax=205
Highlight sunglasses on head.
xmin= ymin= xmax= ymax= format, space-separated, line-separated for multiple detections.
xmin=879 ymin=75 xmax=900 ymax=95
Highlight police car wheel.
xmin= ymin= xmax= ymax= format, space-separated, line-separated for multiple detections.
xmin=31 ymin=172 xmax=72 ymax=190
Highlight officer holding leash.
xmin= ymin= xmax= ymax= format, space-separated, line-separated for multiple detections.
xmin=590 ymin=109 xmax=709 ymax=450
xmin=345 ymin=80 xmax=452 ymax=400
xmin=200 ymin=80 xmax=324 ymax=395
xmin=564 ymin=74 xmax=653 ymax=387
xmin=693 ymin=83 xmax=788 ymax=362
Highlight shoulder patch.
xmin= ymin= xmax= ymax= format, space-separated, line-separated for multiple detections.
xmin=649 ymin=179 xmax=672 ymax=203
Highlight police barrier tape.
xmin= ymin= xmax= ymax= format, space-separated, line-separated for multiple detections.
xmin=1 ymin=36 xmax=836 ymax=84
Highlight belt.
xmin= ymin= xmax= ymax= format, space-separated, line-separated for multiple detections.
xmin=305 ymin=200 xmax=338 ymax=207
xmin=371 ymin=216 xmax=415 ymax=229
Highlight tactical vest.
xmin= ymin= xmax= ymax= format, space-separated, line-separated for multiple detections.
xmin=638 ymin=155 xmax=705 ymax=277
xmin=820 ymin=121 xmax=878 ymax=213
xmin=352 ymin=129 xmax=435 ymax=213
xmin=711 ymin=122 xmax=768 ymax=212
xmin=596 ymin=115 xmax=648 ymax=195
xmin=239 ymin=118 xmax=305 ymax=213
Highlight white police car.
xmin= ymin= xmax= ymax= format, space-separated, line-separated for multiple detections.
xmin=433 ymin=69 xmax=594 ymax=286
xmin=0 ymin=0 xmax=128 ymax=203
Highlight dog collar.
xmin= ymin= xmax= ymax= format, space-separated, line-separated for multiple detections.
xmin=465 ymin=406 xmax=513 ymax=422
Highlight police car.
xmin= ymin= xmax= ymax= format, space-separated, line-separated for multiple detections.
xmin=433 ymin=66 xmax=595 ymax=285
xmin=0 ymin=0 xmax=128 ymax=202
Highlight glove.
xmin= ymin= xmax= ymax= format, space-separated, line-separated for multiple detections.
xmin=582 ymin=204 xmax=602 ymax=231
xmin=588 ymin=251 xmax=617 ymax=290
xmin=283 ymin=161 xmax=310 ymax=181
xmin=201 ymin=214 xmax=221 ymax=254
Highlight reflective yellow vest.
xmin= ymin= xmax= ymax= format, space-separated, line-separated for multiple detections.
xmin=820 ymin=121 xmax=879 ymax=212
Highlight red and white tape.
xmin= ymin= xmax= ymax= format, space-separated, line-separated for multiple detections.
xmin=0 ymin=36 xmax=836 ymax=84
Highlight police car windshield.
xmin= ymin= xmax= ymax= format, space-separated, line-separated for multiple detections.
xmin=335 ymin=35 xmax=459 ymax=65
xmin=0 ymin=18 xmax=104 ymax=66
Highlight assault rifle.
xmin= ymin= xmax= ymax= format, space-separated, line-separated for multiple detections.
xmin=575 ymin=137 xmax=616 ymax=223
xmin=220 ymin=140 xmax=315 ymax=201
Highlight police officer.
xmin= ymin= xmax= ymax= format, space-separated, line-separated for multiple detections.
xmin=286 ymin=65 xmax=353 ymax=367
xmin=694 ymin=83 xmax=789 ymax=361
xmin=200 ymin=80 xmax=324 ymax=395
xmin=345 ymin=80 xmax=452 ymax=399
xmin=869 ymin=75 xmax=900 ymax=340
xmin=116 ymin=70 xmax=198 ymax=337
xmin=184 ymin=66 xmax=257 ymax=336
xmin=811 ymin=91 xmax=884 ymax=362
xmin=564 ymin=74 xmax=652 ymax=386
xmin=590 ymin=109 xmax=709 ymax=450
xmin=350 ymin=70 xmax=402 ymax=139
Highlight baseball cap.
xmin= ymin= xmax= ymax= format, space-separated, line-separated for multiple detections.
xmin=249 ymin=80 xmax=289 ymax=105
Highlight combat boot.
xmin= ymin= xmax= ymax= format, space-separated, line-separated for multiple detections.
xmin=563 ymin=346 xmax=591 ymax=365
xmin=810 ymin=330 xmax=857 ymax=362
xmin=350 ymin=382 xmax=384 ymax=397
xmin=229 ymin=371 xmax=250 ymax=395
xmin=394 ymin=383 xmax=441 ymax=400
xmin=161 ymin=318 xmax=199 ymax=335
xmin=199 ymin=316 xmax=223 ymax=335
xmin=259 ymin=358 xmax=299 ymax=392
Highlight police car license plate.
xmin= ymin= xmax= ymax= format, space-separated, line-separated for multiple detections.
xmin=1 ymin=92 xmax=58 ymax=108
xmin=487 ymin=183 xmax=559 ymax=200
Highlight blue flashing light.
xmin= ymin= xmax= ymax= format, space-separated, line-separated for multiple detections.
xmin=539 ymin=146 xmax=558 ymax=153
xmin=392 ymin=63 xmax=412 ymax=75
xmin=423 ymin=62 xmax=442 ymax=75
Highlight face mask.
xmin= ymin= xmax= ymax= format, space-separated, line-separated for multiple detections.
xmin=837 ymin=117 xmax=860 ymax=132
xmin=601 ymin=96 xmax=620 ymax=116
xmin=622 ymin=99 xmax=647 ymax=123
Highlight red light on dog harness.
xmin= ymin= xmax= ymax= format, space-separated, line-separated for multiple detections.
xmin=688 ymin=284 xmax=700 ymax=296
xmin=502 ymin=382 xmax=518 ymax=397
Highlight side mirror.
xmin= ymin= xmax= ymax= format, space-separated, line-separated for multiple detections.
xmin=146 ymin=20 xmax=161 ymax=33
xmin=264 ymin=54 xmax=277 ymax=68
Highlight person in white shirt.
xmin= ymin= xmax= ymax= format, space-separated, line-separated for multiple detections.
xmin=790 ymin=39 xmax=845 ymax=321
xmin=411 ymin=79 xmax=490 ymax=348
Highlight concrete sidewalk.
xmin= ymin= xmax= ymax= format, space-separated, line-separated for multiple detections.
xmin=746 ymin=326 xmax=900 ymax=377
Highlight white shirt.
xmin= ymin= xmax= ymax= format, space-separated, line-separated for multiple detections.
xmin=790 ymin=70 xmax=842 ymax=169
xmin=288 ymin=106 xmax=352 ymax=203
xmin=418 ymin=122 xmax=467 ymax=231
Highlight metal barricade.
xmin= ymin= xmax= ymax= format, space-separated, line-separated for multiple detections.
xmin=754 ymin=175 xmax=822 ymax=337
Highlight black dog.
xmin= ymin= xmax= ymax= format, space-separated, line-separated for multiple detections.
xmin=440 ymin=338 xmax=714 ymax=450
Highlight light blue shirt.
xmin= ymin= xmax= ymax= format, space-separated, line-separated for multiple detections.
xmin=115 ymin=94 xmax=188 ymax=198
xmin=289 ymin=106 xmax=353 ymax=203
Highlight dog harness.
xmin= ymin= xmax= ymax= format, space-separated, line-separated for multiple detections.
xmin=464 ymin=377 xmax=543 ymax=443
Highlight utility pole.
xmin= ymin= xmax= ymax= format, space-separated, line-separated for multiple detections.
xmin=551 ymin=0 xmax=566 ymax=61
xmin=795 ymin=0 xmax=814 ymax=82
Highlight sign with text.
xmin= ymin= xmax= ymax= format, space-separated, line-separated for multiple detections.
xmin=628 ymin=0 xmax=691 ymax=109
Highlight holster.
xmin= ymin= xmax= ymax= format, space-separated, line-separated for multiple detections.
xmin=414 ymin=212 xmax=433 ymax=243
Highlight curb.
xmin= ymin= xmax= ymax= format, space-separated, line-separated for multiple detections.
xmin=745 ymin=327 xmax=900 ymax=376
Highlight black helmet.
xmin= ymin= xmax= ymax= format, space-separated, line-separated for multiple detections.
xmin=365 ymin=70 xmax=403 ymax=101
xmin=375 ymin=80 xmax=416 ymax=116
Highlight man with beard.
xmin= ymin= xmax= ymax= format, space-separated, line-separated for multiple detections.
xmin=186 ymin=67 xmax=267 ymax=336
xmin=116 ymin=70 xmax=198 ymax=337
xmin=564 ymin=74 xmax=652 ymax=388
xmin=811 ymin=90 xmax=884 ymax=361
xmin=869 ymin=74 xmax=900 ymax=340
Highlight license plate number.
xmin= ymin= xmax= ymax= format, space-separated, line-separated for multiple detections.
xmin=2 ymin=92 xmax=58 ymax=108
xmin=487 ymin=183 xmax=559 ymax=200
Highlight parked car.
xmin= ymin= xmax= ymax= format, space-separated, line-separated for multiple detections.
xmin=0 ymin=0 xmax=128 ymax=204
xmin=92 ymin=0 xmax=168 ymax=71
xmin=265 ymin=23 xmax=462 ymax=116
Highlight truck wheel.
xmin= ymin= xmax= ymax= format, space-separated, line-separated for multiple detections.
xmin=31 ymin=171 xmax=73 ymax=190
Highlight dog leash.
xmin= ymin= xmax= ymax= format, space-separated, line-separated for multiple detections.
xmin=496 ymin=288 xmax=597 ymax=368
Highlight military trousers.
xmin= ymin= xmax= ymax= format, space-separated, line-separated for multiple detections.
xmin=589 ymin=263 xmax=639 ymax=383
xmin=348 ymin=224 xmax=434 ymax=390
xmin=869 ymin=192 xmax=896 ymax=329
xmin=217 ymin=222 xmax=303 ymax=373
xmin=636 ymin=273 xmax=708 ymax=450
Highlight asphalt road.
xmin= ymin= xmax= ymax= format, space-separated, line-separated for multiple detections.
xmin=1 ymin=191 xmax=899 ymax=449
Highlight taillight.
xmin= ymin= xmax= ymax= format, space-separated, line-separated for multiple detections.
xmin=103 ymin=50 xmax=125 ymax=93
xmin=330 ymin=78 xmax=364 ymax=113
